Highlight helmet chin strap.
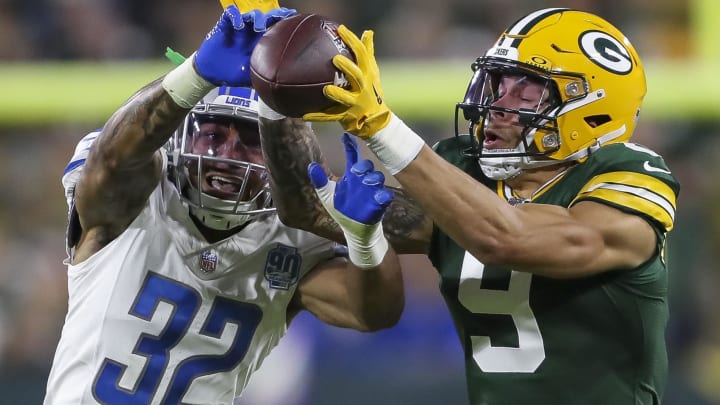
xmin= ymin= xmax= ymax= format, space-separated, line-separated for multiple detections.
xmin=189 ymin=206 xmax=253 ymax=230
xmin=186 ymin=189 xmax=256 ymax=230
xmin=479 ymin=128 xmax=558 ymax=180
xmin=480 ymin=102 xmax=628 ymax=181
xmin=479 ymin=150 xmax=524 ymax=180
xmin=482 ymin=124 xmax=629 ymax=180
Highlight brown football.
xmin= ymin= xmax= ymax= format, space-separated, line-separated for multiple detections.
xmin=250 ymin=13 xmax=354 ymax=118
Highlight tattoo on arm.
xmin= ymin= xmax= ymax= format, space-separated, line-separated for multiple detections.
xmin=259 ymin=118 xmax=344 ymax=243
xmin=259 ymin=118 xmax=433 ymax=253
xmin=80 ymin=79 xmax=191 ymax=233
xmin=383 ymin=188 xmax=432 ymax=254
xmin=102 ymin=79 xmax=190 ymax=163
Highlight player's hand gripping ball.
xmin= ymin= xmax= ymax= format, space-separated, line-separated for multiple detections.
xmin=250 ymin=13 xmax=355 ymax=117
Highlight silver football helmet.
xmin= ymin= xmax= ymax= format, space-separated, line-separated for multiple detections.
xmin=167 ymin=86 xmax=274 ymax=230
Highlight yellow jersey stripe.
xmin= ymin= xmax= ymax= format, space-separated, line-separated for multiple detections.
xmin=576 ymin=172 xmax=676 ymax=207
xmin=572 ymin=172 xmax=676 ymax=231
xmin=571 ymin=172 xmax=677 ymax=211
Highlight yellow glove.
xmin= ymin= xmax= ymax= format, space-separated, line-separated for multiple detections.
xmin=303 ymin=26 xmax=392 ymax=139
xmin=219 ymin=0 xmax=279 ymax=13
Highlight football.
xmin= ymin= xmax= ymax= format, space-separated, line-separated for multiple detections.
xmin=250 ymin=13 xmax=355 ymax=118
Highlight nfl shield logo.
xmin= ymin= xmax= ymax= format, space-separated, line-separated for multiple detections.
xmin=199 ymin=250 xmax=218 ymax=273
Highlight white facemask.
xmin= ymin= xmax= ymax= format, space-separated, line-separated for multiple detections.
xmin=186 ymin=189 xmax=258 ymax=230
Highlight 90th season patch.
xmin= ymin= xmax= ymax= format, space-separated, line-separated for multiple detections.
xmin=264 ymin=244 xmax=302 ymax=290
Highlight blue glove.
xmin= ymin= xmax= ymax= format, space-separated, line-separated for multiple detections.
xmin=308 ymin=134 xmax=393 ymax=268
xmin=309 ymin=133 xmax=393 ymax=225
xmin=194 ymin=5 xmax=296 ymax=86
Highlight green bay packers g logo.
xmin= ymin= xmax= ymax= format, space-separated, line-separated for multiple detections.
xmin=579 ymin=30 xmax=633 ymax=75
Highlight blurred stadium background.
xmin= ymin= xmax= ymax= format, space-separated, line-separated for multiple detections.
xmin=1 ymin=0 xmax=718 ymax=404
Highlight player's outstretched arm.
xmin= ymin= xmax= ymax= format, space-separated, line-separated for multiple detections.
xmin=291 ymin=251 xmax=404 ymax=331
xmin=259 ymin=110 xmax=432 ymax=254
xmin=258 ymin=114 xmax=340 ymax=238
xmin=72 ymin=5 xmax=295 ymax=262
xmin=306 ymin=25 xmax=666 ymax=278
xmin=289 ymin=134 xmax=404 ymax=331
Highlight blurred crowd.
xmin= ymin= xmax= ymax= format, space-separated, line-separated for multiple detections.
xmin=0 ymin=0 xmax=718 ymax=404
xmin=0 ymin=0 xmax=689 ymax=61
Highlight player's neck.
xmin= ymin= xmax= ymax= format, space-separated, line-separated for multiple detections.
xmin=506 ymin=162 xmax=575 ymax=200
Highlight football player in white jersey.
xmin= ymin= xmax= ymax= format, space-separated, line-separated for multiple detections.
xmin=44 ymin=5 xmax=403 ymax=405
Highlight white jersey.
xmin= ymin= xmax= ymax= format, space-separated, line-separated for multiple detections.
xmin=46 ymin=163 xmax=336 ymax=404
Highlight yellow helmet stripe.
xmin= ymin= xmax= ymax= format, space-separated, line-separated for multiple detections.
xmin=572 ymin=171 xmax=676 ymax=231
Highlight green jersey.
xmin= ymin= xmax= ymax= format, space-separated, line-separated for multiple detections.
xmin=429 ymin=136 xmax=679 ymax=405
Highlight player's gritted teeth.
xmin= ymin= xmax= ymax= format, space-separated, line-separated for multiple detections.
xmin=204 ymin=173 xmax=243 ymax=197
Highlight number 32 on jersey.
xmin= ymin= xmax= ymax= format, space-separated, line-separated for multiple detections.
xmin=93 ymin=273 xmax=262 ymax=404
xmin=459 ymin=251 xmax=545 ymax=373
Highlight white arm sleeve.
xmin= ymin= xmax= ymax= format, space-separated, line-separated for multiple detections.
xmin=61 ymin=130 xmax=101 ymax=209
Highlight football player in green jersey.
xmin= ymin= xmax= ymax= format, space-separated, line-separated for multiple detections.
xmin=257 ymin=8 xmax=679 ymax=405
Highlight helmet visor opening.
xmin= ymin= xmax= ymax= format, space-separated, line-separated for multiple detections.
xmin=189 ymin=115 xmax=261 ymax=157
xmin=463 ymin=67 xmax=559 ymax=117
xmin=178 ymin=114 xmax=268 ymax=204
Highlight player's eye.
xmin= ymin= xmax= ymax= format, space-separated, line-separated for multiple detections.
xmin=199 ymin=131 xmax=220 ymax=142
xmin=232 ymin=121 xmax=261 ymax=148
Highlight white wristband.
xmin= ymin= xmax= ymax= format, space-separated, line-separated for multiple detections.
xmin=366 ymin=113 xmax=425 ymax=175
xmin=161 ymin=53 xmax=214 ymax=109
xmin=257 ymin=98 xmax=287 ymax=120
xmin=343 ymin=223 xmax=389 ymax=269
xmin=313 ymin=180 xmax=389 ymax=269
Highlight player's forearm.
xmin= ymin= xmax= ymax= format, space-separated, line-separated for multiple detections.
xmin=258 ymin=117 xmax=346 ymax=242
xmin=100 ymin=79 xmax=190 ymax=169
xmin=395 ymin=145 xmax=523 ymax=260
xmin=380 ymin=188 xmax=433 ymax=254
xmin=301 ymin=265 xmax=404 ymax=333
xmin=395 ymin=147 xmax=620 ymax=276
xmin=344 ymin=250 xmax=404 ymax=332
xmin=74 ymin=78 xmax=191 ymax=246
